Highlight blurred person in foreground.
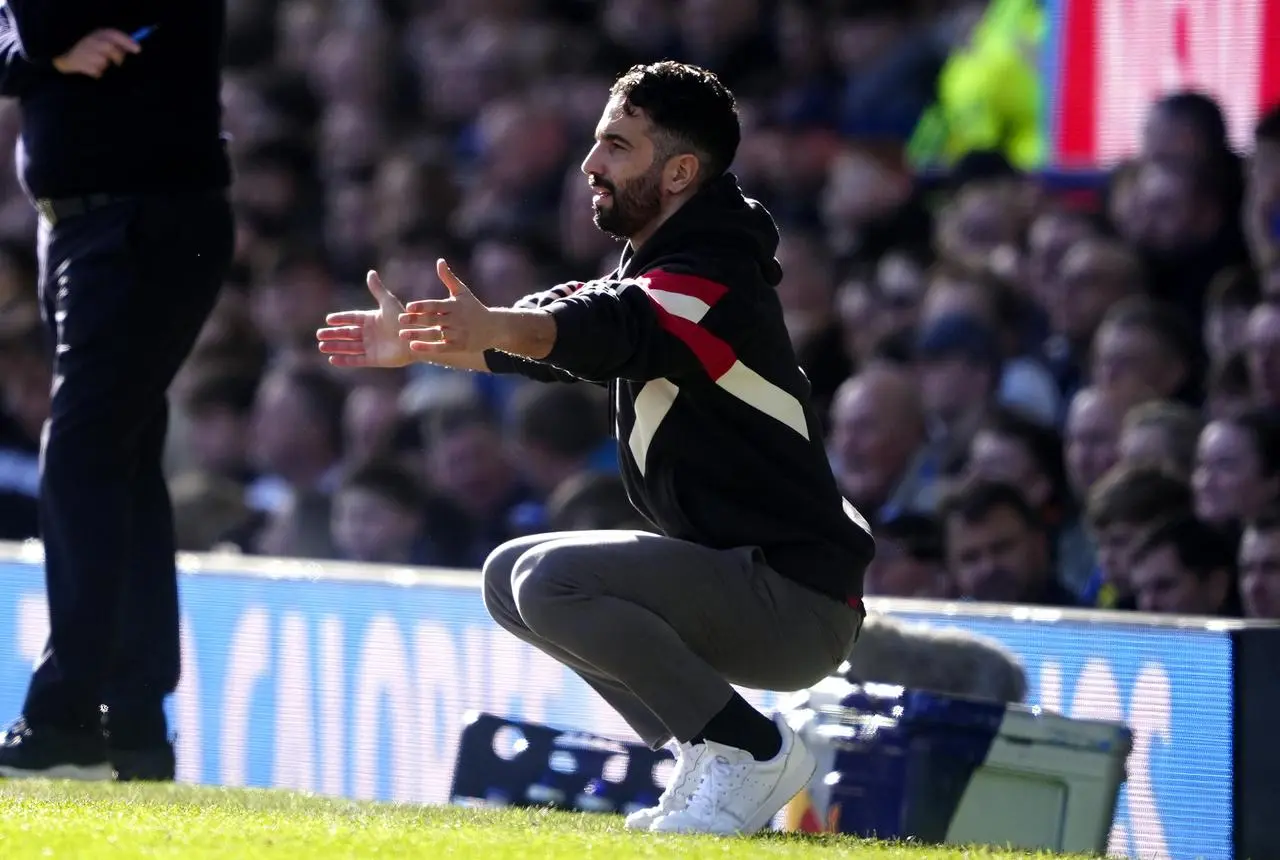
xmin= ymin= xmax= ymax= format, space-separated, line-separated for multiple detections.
xmin=0 ymin=2 xmax=233 ymax=781
xmin=316 ymin=62 xmax=872 ymax=836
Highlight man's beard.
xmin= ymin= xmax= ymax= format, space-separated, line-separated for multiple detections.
xmin=592 ymin=165 xmax=663 ymax=239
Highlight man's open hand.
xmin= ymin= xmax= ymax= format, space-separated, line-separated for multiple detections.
xmin=397 ymin=259 xmax=504 ymax=355
xmin=315 ymin=271 xmax=414 ymax=368
xmin=53 ymin=29 xmax=141 ymax=79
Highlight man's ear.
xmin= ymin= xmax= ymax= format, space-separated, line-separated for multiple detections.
xmin=664 ymin=153 xmax=701 ymax=196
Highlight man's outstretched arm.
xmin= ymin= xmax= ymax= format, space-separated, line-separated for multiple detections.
xmin=492 ymin=269 xmax=749 ymax=384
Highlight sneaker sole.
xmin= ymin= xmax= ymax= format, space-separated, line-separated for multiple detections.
xmin=623 ymin=811 xmax=660 ymax=830
xmin=0 ymin=763 xmax=113 ymax=781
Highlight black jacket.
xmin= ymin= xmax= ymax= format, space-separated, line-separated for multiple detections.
xmin=0 ymin=1 xmax=230 ymax=199
xmin=485 ymin=174 xmax=875 ymax=602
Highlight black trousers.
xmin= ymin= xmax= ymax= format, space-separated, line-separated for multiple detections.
xmin=23 ymin=191 xmax=233 ymax=745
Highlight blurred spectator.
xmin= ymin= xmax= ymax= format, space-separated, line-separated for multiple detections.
xmin=965 ymin=403 xmax=1090 ymax=591
xmin=1245 ymin=106 xmax=1280 ymax=276
xmin=422 ymin=398 xmax=531 ymax=563
xmin=340 ymin=369 xmax=410 ymax=465
xmin=967 ymin=405 xmax=1064 ymax=513
xmin=1192 ymin=410 xmax=1280 ymax=534
xmin=1042 ymin=236 xmax=1144 ymax=408
xmin=1118 ymin=400 xmax=1203 ymax=479
xmin=1025 ymin=205 xmax=1103 ymax=315
xmin=252 ymin=489 xmax=335 ymax=559
xmin=1239 ymin=509 xmax=1280 ymax=619
xmin=940 ymin=478 xmax=1077 ymax=606
xmin=1245 ymin=300 xmax=1280 ymax=409
xmin=170 ymin=472 xmax=252 ymax=553
xmin=247 ymin=362 xmax=347 ymax=513
xmin=914 ymin=313 xmax=1001 ymax=476
xmin=1203 ymin=266 xmax=1261 ymax=368
xmin=774 ymin=229 xmax=851 ymax=422
xmin=250 ymin=243 xmax=339 ymax=360
xmin=181 ymin=368 xmax=261 ymax=485
xmin=1125 ymin=157 xmax=1250 ymax=324
xmin=1127 ymin=514 xmax=1239 ymax=616
xmin=918 ymin=266 xmax=1059 ymax=424
xmin=545 ymin=472 xmax=650 ymax=532
xmin=1206 ymin=352 xmax=1255 ymax=421
xmin=331 ymin=460 xmax=431 ymax=565
xmin=1090 ymin=296 xmax=1198 ymax=404
xmin=1064 ymin=384 xmax=1152 ymax=514
xmin=863 ymin=512 xmax=951 ymax=599
xmin=0 ymin=310 xmax=46 ymax=540
xmin=1142 ymin=90 xmax=1240 ymax=170
xmin=506 ymin=382 xmax=610 ymax=502
xmin=829 ymin=366 xmax=931 ymax=522
xmin=1083 ymin=463 xmax=1194 ymax=609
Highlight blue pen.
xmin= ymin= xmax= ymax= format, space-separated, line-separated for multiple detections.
xmin=130 ymin=25 xmax=157 ymax=42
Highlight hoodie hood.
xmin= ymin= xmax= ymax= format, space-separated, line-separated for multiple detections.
xmin=620 ymin=172 xmax=784 ymax=288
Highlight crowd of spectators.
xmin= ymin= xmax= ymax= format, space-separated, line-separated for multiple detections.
xmin=0 ymin=0 xmax=1276 ymax=622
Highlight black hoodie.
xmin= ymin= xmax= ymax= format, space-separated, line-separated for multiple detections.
xmin=484 ymin=173 xmax=874 ymax=603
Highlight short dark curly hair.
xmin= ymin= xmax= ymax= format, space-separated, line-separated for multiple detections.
xmin=609 ymin=61 xmax=740 ymax=182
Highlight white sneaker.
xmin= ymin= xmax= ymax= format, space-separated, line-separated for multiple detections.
xmin=623 ymin=742 xmax=710 ymax=830
xmin=650 ymin=717 xmax=817 ymax=835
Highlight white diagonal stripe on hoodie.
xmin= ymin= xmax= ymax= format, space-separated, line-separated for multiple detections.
xmin=628 ymin=378 xmax=680 ymax=476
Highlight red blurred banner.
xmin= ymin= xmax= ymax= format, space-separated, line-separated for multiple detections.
xmin=1054 ymin=0 xmax=1280 ymax=165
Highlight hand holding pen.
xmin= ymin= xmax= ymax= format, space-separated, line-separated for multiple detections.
xmin=52 ymin=24 xmax=156 ymax=79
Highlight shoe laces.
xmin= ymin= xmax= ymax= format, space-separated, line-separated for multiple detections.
xmin=685 ymin=750 xmax=750 ymax=821
xmin=655 ymin=744 xmax=701 ymax=810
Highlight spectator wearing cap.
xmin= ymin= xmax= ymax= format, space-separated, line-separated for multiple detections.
xmin=919 ymin=266 xmax=1060 ymax=425
xmin=864 ymin=513 xmax=951 ymax=599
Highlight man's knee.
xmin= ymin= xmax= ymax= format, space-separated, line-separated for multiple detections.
xmin=510 ymin=540 xmax=594 ymax=637
xmin=482 ymin=536 xmax=553 ymax=627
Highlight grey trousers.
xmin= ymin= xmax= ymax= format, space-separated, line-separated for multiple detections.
xmin=482 ymin=530 xmax=864 ymax=749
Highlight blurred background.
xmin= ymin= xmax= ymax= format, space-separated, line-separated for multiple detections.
xmin=0 ymin=0 xmax=1278 ymax=621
